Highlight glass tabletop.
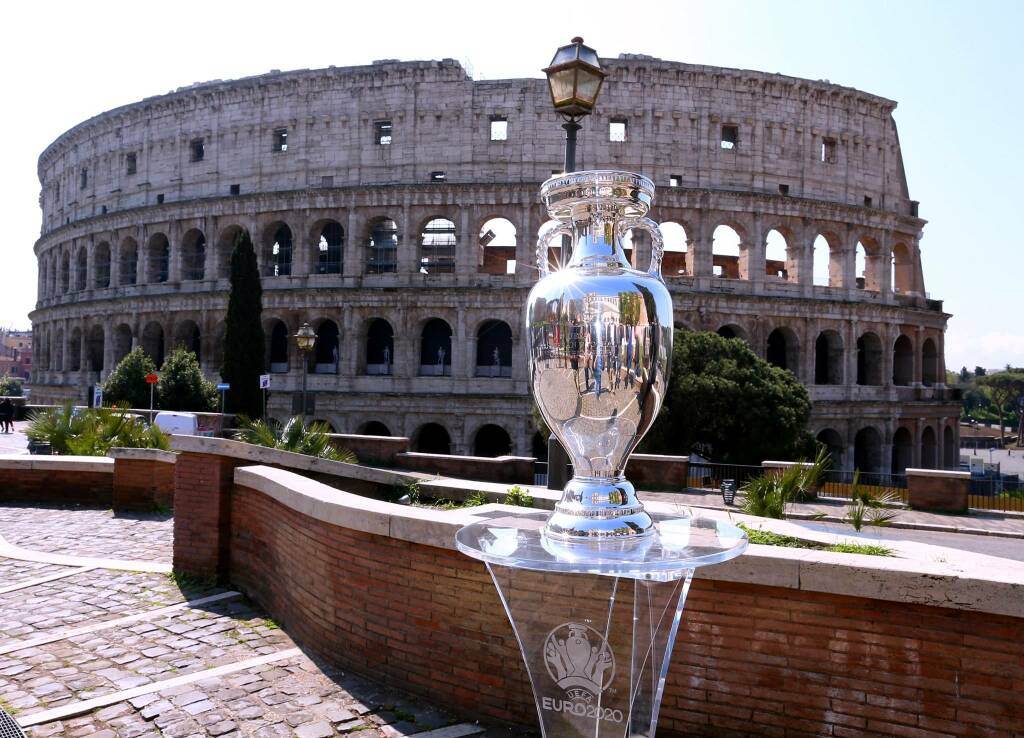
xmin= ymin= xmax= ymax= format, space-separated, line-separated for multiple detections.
xmin=455 ymin=510 xmax=747 ymax=581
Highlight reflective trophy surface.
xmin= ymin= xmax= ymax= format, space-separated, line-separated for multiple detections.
xmin=456 ymin=170 xmax=746 ymax=738
xmin=528 ymin=170 xmax=673 ymax=539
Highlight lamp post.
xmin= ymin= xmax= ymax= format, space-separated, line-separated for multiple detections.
xmin=542 ymin=37 xmax=607 ymax=490
xmin=294 ymin=322 xmax=316 ymax=418
xmin=543 ymin=36 xmax=607 ymax=173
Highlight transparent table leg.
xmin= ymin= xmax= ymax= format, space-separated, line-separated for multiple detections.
xmin=486 ymin=563 xmax=694 ymax=737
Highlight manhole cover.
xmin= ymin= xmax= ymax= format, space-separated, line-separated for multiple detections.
xmin=0 ymin=709 xmax=25 ymax=738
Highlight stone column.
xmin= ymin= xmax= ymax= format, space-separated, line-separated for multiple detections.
xmin=398 ymin=204 xmax=416 ymax=276
xmin=515 ymin=203 xmax=534 ymax=285
xmin=879 ymin=230 xmax=893 ymax=300
xmin=882 ymin=325 xmax=895 ymax=387
xmin=457 ymin=207 xmax=474 ymax=278
xmin=749 ymin=216 xmax=766 ymax=287
xmin=456 ymin=308 xmax=469 ymax=379
xmin=168 ymin=221 xmax=182 ymax=283
xmin=203 ymin=217 xmax=217 ymax=281
xmin=690 ymin=222 xmax=713 ymax=278
xmin=102 ymin=320 xmax=115 ymax=380
xmin=345 ymin=210 xmax=362 ymax=277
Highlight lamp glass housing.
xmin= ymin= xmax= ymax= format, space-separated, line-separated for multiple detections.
xmin=295 ymin=323 xmax=316 ymax=352
xmin=543 ymin=38 xmax=606 ymax=117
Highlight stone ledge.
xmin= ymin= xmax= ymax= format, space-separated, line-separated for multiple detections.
xmin=109 ymin=447 xmax=177 ymax=463
xmin=0 ymin=454 xmax=113 ymax=473
xmin=232 ymin=464 xmax=1024 ymax=619
xmin=905 ymin=467 xmax=970 ymax=479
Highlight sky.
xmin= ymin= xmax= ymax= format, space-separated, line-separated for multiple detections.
xmin=1 ymin=0 xmax=1020 ymax=371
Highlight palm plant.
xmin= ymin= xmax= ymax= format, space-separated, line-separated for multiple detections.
xmin=740 ymin=445 xmax=830 ymax=519
xmin=27 ymin=402 xmax=169 ymax=455
xmin=26 ymin=402 xmax=87 ymax=454
xmin=846 ymin=470 xmax=900 ymax=530
xmin=234 ymin=415 xmax=356 ymax=463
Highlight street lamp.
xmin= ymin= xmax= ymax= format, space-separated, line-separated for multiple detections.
xmin=295 ymin=322 xmax=316 ymax=418
xmin=543 ymin=36 xmax=607 ymax=173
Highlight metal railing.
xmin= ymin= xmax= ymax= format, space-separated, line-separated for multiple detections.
xmin=817 ymin=470 xmax=908 ymax=504
xmin=968 ymin=476 xmax=1024 ymax=513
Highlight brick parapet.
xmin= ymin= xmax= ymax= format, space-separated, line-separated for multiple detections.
xmin=225 ymin=472 xmax=1024 ymax=736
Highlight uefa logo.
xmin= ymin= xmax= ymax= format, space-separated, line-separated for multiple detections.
xmin=543 ymin=622 xmax=615 ymax=702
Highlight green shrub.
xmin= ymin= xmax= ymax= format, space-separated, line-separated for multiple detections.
xmin=234 ymin=415 xmax=356 ymax=462
xmin=740 ymin=447 xmax=830 ymax=519
xmin=504 ymin=485 xmax=533 ymax=507
xmin=27 ymin=402 xmax=170 ymax=456
xmin=0 ymin=375 xmax=24 ymax=397
xmin=464 ymin=491 xmax=488 ymax=507
xmin=103 ymin=348 xmax=157 ymax=409
xmin=157 ymin=348 xmax=217 ymax=412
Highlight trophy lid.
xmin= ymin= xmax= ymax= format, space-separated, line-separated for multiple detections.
xmin=540 ymin=170 xmax=655 ymax=220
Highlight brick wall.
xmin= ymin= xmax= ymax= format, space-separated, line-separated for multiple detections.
xmin=906 ymin=468 xmax=969 ymax=513
xmin=111 ymin=454 xmax=176 ymax=512
xmin=328 ymin=434 xmax=410 ymax=466
xmin=629 ymin=454 xmax=690 ymax=488
xmin=173 ymin=452 xmax=244 ymax=579
xmin=228 ymin=482 xmax=1024 ymax=737
xmin=0 ymin=466 xmax=112 ymax=506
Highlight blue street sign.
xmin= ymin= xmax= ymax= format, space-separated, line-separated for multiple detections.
xmin=216 ymin=383 xmax=230 ymax=391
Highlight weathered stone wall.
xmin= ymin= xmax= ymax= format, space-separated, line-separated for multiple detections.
xmin=29 ymin=56 xmax=959 ymax=472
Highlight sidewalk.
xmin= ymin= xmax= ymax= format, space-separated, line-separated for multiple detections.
xmin=642 ymin=488 xmax=1024 ymax=539
xmin=0 ymin=420 xmax=28 ymax=454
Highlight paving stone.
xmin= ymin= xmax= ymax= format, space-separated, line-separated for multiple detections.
xmin=294 ymin=721 xmax=335 ymax=738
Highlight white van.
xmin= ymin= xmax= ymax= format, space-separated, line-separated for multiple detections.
xmin=153 ymin=411 xmax=199 ymax=436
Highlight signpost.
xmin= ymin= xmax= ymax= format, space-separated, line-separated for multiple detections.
xmin=145 ymin=372 xmax=159 ymax=416
xmin=93 ymin=385 xmax=103 ymax=408
xmin=216 ymin=382 xmax=231 ymax=415
xmin=259 ymin=374 xmax=270 ymax=419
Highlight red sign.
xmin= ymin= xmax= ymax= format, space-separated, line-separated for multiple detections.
xmin=145 ymin=373 xmax=159 ymax=385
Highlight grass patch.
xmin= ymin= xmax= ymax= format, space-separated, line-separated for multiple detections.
xmin=739 ymin=524 xmax=892 ymax=556
xmin=166 ymin=570 xmax=216 ymax=590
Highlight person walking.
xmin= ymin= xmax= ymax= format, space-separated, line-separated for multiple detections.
xmin=0 ymin=398 xmax=13 ymax=433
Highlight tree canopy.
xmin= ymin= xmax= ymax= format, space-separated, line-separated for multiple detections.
xmin=221 ymin=230 xmax=265 ymax=417
xmin=157 ymin=348 xmax=217 ymax=412
xmin=640 ymin=330 xmax=813 ymax=464
xmin=102 ymin=348 xmax=157 ymax=409
xmin=977 ymin=370 xmax=1024 ymax=442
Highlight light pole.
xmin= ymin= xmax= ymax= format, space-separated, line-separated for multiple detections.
xmin=294 ymin=322 xmax=316 ymax=419
xmin=543 ymin=37 xmax=607 ymax=173
xmin=542 ymin=37 xmax=607 ymax=489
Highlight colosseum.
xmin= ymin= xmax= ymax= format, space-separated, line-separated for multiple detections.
xmin=28 ymin=54 xmax=960 ymax=475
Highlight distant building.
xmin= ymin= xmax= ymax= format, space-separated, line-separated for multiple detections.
xmin=0 ymin=329 xmax=32 ymax=382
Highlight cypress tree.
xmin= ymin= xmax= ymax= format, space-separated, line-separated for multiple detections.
xmin=221 ymin=230 xmax=265 ymax=417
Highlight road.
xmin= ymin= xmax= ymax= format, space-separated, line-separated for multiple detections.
xmin=802 ymin=519 xmax=1024 ymax=561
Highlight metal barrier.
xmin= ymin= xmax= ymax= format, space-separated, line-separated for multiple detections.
xmin=818 ymin=470 xmax=908 ymax=504
xmin=686 ymin=463 xmax=763 ymax=491
xmin=969 ymin=476 xmax=1024 ymax=513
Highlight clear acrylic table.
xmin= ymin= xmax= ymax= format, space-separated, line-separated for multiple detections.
xmin=456 ymin=511 xmax=747 ymax=738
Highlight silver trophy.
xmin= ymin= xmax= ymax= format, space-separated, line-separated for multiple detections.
xmin=528 ymin=170 xmax=673 ymax=539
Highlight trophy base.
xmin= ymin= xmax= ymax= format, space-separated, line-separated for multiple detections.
xmin=543 ymin=477 xmax=656 ymax=540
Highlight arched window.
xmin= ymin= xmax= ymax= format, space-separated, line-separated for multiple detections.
xmin=414 ymin=423 xmax=451 ymax=454
xmin=892 ymin=242 xmax=913 ymax=293
xmin=711 ymin=224 xmax=741 ymax=279
xmin=119 ymin=238 xmax=138 ymax=285
xmin=717 ymin=324 xmax=747 ymax=342
xmin=854 ymin=427 xmax=882 ymax=475
xmin=217 ymin=225 xmax=248 ymax=279
xmin=474 ymin=424 xmax=512 ymax=457
xmin=660 ymin=221 xmax=688 ymax=276
xmin=812 ymin=235 xmax=831 ymax=287
xmin=265 ymin=223 xmax=292 ymax=277
xmin=814 ymin=330 xmax=843 ymax=385
xmin=921 ymin=426 xmax=937 ymax=469
xmin=141 ymin=322 xmax=165 ymax=367
xmin=68 ymin=328 xmax=82 ymax=371
xmin=365 ymin=319 xmax=394 ymax=375
xmin=766 ymin=328 xmax=799 ymax=375
xmin=87 ymin=325 xmax=104 ymax=372
xmin=94 ymin=243 xmax=111 ymax=288
xmin=857 ymin=238 xmax=882 ymax=291
xmin=893 ymin=335 xmax=913 ymax=386
xmin=816 ymin=428 xmax=844 ymax=470
xmin=856 ymin=332 xmax=883 ymax=386
xmin=268 ymin=321 xmax=289 ymax=373
xmin=892 ymin=427 xmax=913 ymax=474
xmin=147 ymin=234 xmax=170 ymax=283
xmin=943 ymin=426 xmax=956 ymax=468
xmin=922 ymin=338 xmax=938 ymax=386
xmin=532 ymin=431 xmax=548 ymax=461
xmin=60 ymin=253 xmax=70 ymax=292
xmin=420 ymin=319 xmax=452 ymax=375
xmin=476 ymin=320 xmax=512 ymax=377
xmin=316 ymin=222 xmax=344 ymax=274
xmin=478 ymin=218 xmax=517 ymax=275
xmin=313 ymin=321 xmax=339 ymax=374
xmin=419 ymin=217 xmax=456 ymax=275
xmin=76 ymin=249 xmax=87 ymax=291
xmin=173 ymin=320 xmax=201 ymax=362
xmin=182 ymin=229 xmax=206 ymax=281
xmin=113 ymin=324 xmax=133 ymax=365
xmin=366 ymin=217 xmax=398 ymax=274
xmin=765 ymin=229 xmax=788 ymax=279
xmin=359 ymin=420 xmax=391 ymax=437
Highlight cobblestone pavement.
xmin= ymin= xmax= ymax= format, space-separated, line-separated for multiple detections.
xmin=0 ymin=505 xmax=532 ymax=738
xmin=0 ymin=506 xmax=173 ymax=561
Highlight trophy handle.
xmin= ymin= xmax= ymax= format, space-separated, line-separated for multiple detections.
xmin=537 ymin=220 xmax=572 ymax=277
xmin=618 ymin=217 xmax=665 ymax=281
